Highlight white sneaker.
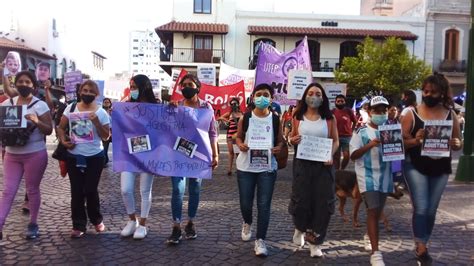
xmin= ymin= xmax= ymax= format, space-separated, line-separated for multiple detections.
xmin=120 ymin=220 xmax=138 ymax=237
xmin=292 ymin=229 xmax=305 ymax=247
xmin=364 ymin=234 xmax=372 ymax=252
xmin=254 ymin=239 xmax=268 ymax=256
xmin=370 ymin=251 xmax=385 ymax=266
xmin=309 ymin=243 xmax=323 ymax=258
xmin=133 ymin=225 xmax=147 ymax=240
xmin=241 ymin=223 xmax=252 ymax=241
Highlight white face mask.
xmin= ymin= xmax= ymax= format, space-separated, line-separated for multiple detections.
xmin=305 ymin=96 xmax=323 ymax=108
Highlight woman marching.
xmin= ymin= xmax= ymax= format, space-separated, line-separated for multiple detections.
xmin=235 ymin=83 xmax=285 ymax=256
xmin=218 ymin=97 xmax=243 ymax=176
xmin=119 ymin=75 xmax=158 ymax=239
xmin=166 ymin=74 xmax=219 ymax=244
xmin=57 ymin=80 xmax=110 ymax=238
xmin=0 ymin=71 xmax=53 ymax=240
xmin=288 ymin=83 xmax=339 ymax=258
xmin=401 ymin=73 xmax=462 ymax=264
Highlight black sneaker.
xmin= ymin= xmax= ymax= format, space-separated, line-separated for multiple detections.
xmin=26 ymin=223 xmax=39 ymax=239
xmin=416 ymin=250 xmax=433 ymax=265
xmin=167 ymin=225 xmax=182 ymax=244
xmin=0 ymin=231 xmax=3 ymax=240
xmin=184 ymin=221 xmax=197 ymax=239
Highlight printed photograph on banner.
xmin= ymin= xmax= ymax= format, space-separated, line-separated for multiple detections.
xmin=296 ymin=135 xmax=333 ymax=162
xmin=0 ymin=105 xmax=27 ymax=128
xmin=173 ymin=136 xmax=198 ymax=158
xmin=69 ymin=112 xmax=94 ymax=144
xmin=127 ymin=135 xmax=151 ymax=154
xmin=421 ymin=120 xmax=453 ymax=157
xmin=379 ymin=124 xmax=405 ymax=162
xmin=249 ymin=149 xmax=271 ymax=170
xmin=2 ymin=51 xmax=22 ymax=90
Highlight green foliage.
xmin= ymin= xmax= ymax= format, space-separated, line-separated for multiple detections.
xmin=334 ymin=37 xmax=431 ymax=99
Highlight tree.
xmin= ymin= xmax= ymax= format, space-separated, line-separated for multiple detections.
xmin=334 ymin=37 xmax=431 ymax=99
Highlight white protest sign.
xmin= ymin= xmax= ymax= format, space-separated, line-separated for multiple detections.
xmin=247 ymin=118 xmax=273 ymax=149
xmin=323 ymin=83 xmax=347 ymax=109
xmin=287 ymin=69 xmax=312 ymax=100
xmin=296 ymin=135 xmax=333 ymax=162
xmin=197 ymin=65 xmax=216 ymax=86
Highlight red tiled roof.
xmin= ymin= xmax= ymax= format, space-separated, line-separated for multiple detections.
xmin=247 ymin=26 xmax=418 ymax=40
xmin=155 ymin=21 xmax=229 ymax=35
xmin=0 ymin=37 xmax=56 ymax=60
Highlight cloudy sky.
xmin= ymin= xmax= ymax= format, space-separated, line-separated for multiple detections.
xmin=1 ymin=0 xmax=361 ymax=76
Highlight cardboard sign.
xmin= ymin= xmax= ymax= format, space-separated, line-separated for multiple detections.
xmin=287 ymin=69 xmax=312 ymax=100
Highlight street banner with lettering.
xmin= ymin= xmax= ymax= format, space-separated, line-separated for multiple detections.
xmin=255 ymin=36 xmax=312 ymax=105
xmin=323 ymin=83 xmax=347 ymax=109
xmin=112 ymin=102 xmax=214 ymax=179
xmin=219 ymin=61 xmax=255 ymax=98
xmin=171 ymin=80 xmax=245 ymax=117
xmin=197 ymin=65 xmax=216 ymax=86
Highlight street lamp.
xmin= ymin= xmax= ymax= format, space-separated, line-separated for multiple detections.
xmin=455 ymin=0 xmax=474 ymax=181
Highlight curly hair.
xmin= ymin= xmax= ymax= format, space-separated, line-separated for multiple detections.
xmin=422 ymin=72 xmax=454 ymax=109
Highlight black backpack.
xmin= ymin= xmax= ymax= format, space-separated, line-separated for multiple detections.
xmin=1 ymin=99 xmax=40 ymax=147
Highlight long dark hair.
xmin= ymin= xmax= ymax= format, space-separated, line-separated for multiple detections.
xmin=130 ymin=74 xmax=157 ymax=103
xmin=403 ymin=89 xmax=417 ymax=107
xmin=422 ymin=73 xmax=454 ymax=109
xmin=293 ymin=82 xmax=333 ymax=120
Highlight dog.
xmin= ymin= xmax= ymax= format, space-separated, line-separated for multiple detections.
xmin=335 ymin=170 xmax=403 ymax=231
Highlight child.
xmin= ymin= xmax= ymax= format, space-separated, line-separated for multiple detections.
xmin=2 ymin=51 xmax=21 ymax=90
xmin=349 ymin=96 xmax=393 ymax=266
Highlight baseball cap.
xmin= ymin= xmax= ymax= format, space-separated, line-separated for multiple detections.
xmin=369 ymin=96 xmax=389 ymax=108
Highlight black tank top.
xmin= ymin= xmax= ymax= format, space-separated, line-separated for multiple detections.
xmin=406 ymin=108 xmax=452 ymax=176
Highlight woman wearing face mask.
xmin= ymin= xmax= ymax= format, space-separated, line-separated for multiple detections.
xmin=57 ymin=80 xmax=110 ymax=238
xmin=288 ymin=83 xmax=339 ymax=258
xmin=166 ymin=74 xmax=219 ymax=244
xmin=120 ymin=75 xmax=157 ymax=240
xmin=401 ymin=73 xmax=462 ymax=264
xmin=218 ymin=97 xmax=243 ymax=176
xmin=0 ymin=71 xmax=52 ymax=240
xmin=235 ymin=83 xmax=285 ymax=257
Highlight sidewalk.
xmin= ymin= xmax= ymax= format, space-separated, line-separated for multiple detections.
xmin=0 ymin=135 xmax=472 ymax=265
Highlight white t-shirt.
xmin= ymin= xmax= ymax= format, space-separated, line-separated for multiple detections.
xmin=63 ymin=103 xmax=110 ymax=156
xmin=236 ymin=112 xmax=277 ymax=172
xmin=298 ymin=116 xmax=328 ymax=138
xmin=3 ymin=96 xmax=50 ymax=154
xmin=349 ymin=124 xmax=393 ymax=193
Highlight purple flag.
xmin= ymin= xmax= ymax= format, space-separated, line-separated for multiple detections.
xmin=112 ymin=102 xmax=214 ymax=179
xmin=255 ymin=36 xmax=312 ymax=105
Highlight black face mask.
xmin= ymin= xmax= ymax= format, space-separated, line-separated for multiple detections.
xmin=81 ymin=94 xmax=96 ymax=104
xmin=17 ymin=86 xmax=33 ymax=97
xmin=335 ymin=103 xmax=345 ymax=109
xmin=422 ymin=96 xmax=441 ymax=107
xmin=231 ymin=103 xmax=239 ymax=112
xmin=182 ymin=87 xmax=198 ymax=99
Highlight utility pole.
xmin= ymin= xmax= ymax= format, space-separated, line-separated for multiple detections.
xmin=455 ymin=0 xmax=474 ymax=181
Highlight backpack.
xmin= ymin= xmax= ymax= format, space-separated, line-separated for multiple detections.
xmin=0 ymin=99 xmax=40 ymax=147
xmin=242 ymin=111 xmax=289 ymax=169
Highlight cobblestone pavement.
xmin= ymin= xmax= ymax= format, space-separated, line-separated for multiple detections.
xmin=0 ymin=136 xmax=473 ymax=265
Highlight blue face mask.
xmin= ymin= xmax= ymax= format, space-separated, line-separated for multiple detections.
xmin=130 ymin=90 xmax=139 ymax=100
xmin=371 ymin=114 xmax=388 ymax=126
xmin=254 ymin=96 xmax=270 ymax=109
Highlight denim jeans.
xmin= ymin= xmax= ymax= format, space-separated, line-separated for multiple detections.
xmin=171 ymin=177 xmax=202 ymax=223
xmin=120 ymin=172 xmax=154 ymax=218
xmin=404 ymin=160 xmax=448 ymax=244
xmin=237 ymin=170 xmax=277 ymax=240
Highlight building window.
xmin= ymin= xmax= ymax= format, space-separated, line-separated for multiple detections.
xmin=52 ymin=18 xmax=57 ymax=31
xmin=133 ymin=62 xmax=138 ymax=65
xmin=249 ymin=38 xmax=276 ymax=69
xmin=445 ymin=29 xmax=460 ymax=61
xmin=133 ymin=47 xmax=138 ymax=50
xmin=133 ymin=39 xmax=139 ymax=42
xmin=194 ymin=0 xmax=211 ymax=14
xmin=339 ymin=41 xmax=361 ymax=66
xmin=194 ymin=35 xmax=213 ymax=63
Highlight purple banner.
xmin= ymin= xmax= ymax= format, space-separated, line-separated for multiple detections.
xmin=255 ymin=36 xmax=312 ymax=105
xmin=112 ymin=102 xmax=214 ymax=179
xmin=64 ymin=71 xmax=82 ymax=102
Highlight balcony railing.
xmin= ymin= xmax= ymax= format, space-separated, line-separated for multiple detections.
xmin=160 ymin=48 xmax=224 ymax=64
xmin=438 ymin=59 xmax=467 ymax=73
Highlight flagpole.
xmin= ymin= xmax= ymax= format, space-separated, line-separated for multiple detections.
xmin=455 ymin=0 xmax=474 ymax=181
